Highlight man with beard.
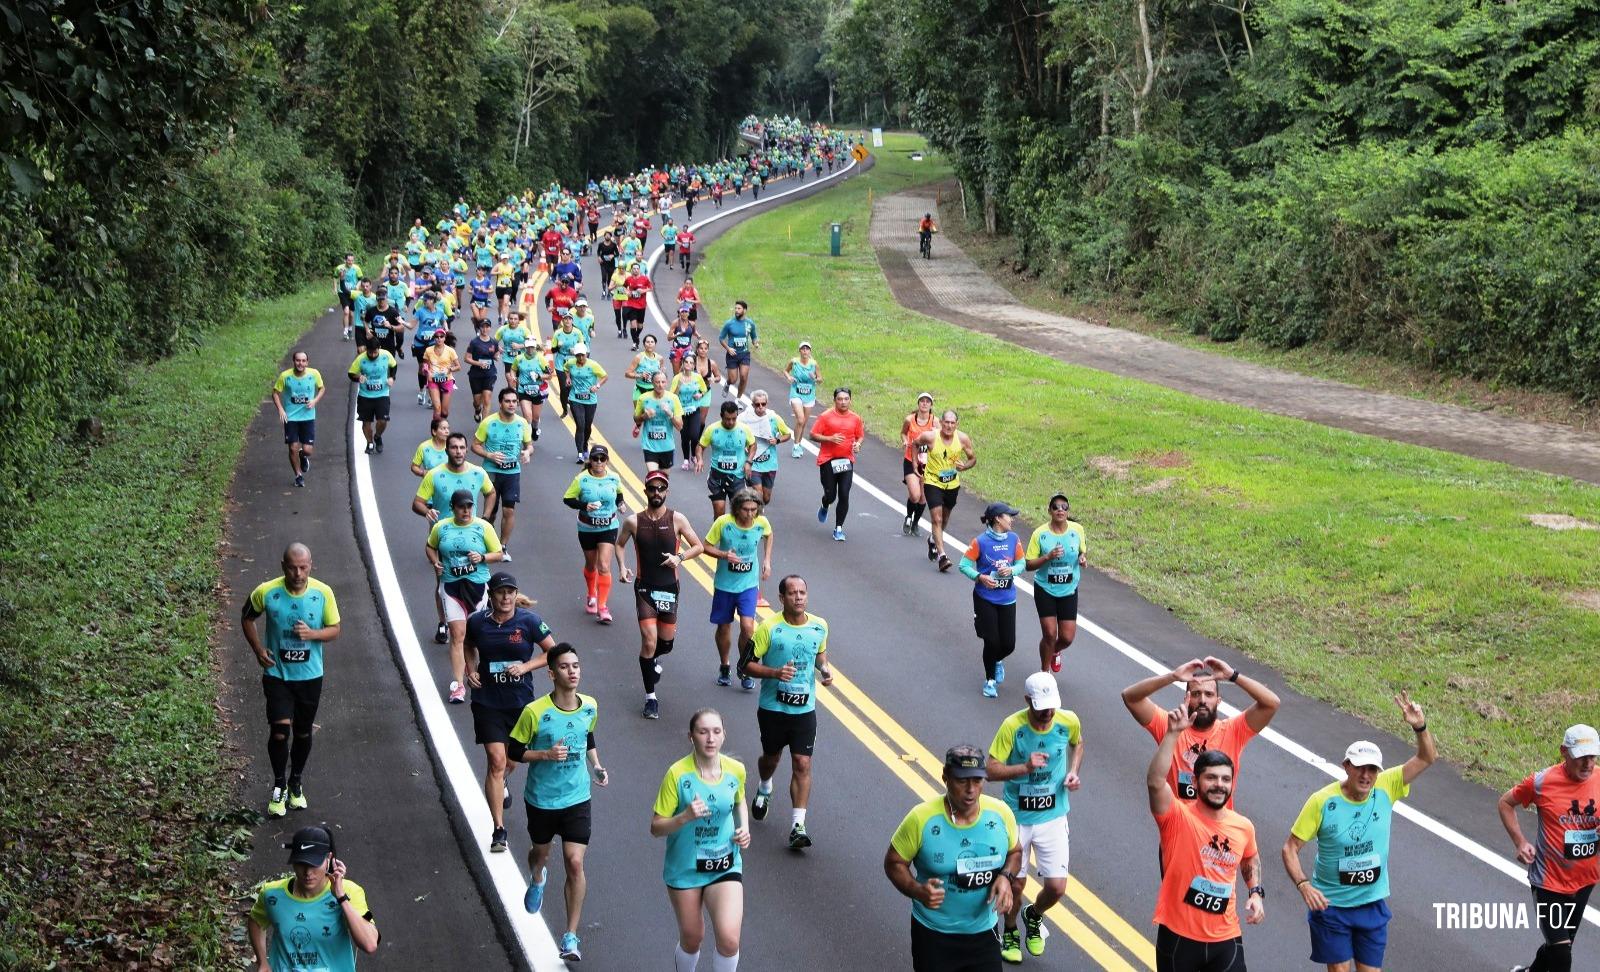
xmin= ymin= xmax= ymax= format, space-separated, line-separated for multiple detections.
xmin=616 ymin=470 xmax=704 ymax=720
xmin=1148 ymin=705 xmax=1264 ymax=972
xmin=1121 ymin=657 xmax=1279 ymax=809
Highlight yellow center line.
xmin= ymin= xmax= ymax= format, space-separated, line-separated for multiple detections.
xmin=551 ymin=338 xmax=1155 ymax=972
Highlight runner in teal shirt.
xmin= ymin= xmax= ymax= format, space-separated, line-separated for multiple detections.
xmin=651 ymin=710 xmax=749 ymax=890
xmin=428 ymin=515 xmax=501 ymax=586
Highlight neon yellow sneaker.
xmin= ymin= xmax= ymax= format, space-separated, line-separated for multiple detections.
xmin=1000 ymin=928 xmax=1022 ymax=964
xmin=266 ymin=787 xmax=287 ymax=818
xmin=1023 ymin=904 xmax=1049 ymax=956
xmin=287 ymin=784 xmax=308 ymax=811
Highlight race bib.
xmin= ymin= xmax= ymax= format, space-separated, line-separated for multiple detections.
xmin=731 ymin=336 xmax=747 ymax=348
xmin=795 ymin=382 xmax=812 ymax=395
xmin=449 ymin=561 xmax=475 ymax=577
xmin=280 ymin=648 xmax=310 ymax=664
xmin=696 ymin=844 xmax=734 ymax=873
xmin=1337 ymin=853 xmax=1382 ymax=886
xmin=584 ymin=511 xmax=614 ymax=527
xmin=728 ymin=560 xmax=753 ymax=573
xmin=753 ymin=449 xmax=771 ymax=465
xmin=1183 ymin=876 xmax=1232 ymax=913
xmin=953 ymin=853 xmax=1002 ymax=891
xmin=1019 ymin=781 xmax=1057 ymax=812
xmin=776 ymin=688 xmax=810 ymax=707
xmin=488 ymin=659 xmax=518 ymax=684
xmin=432 ymin=371 xmax=447 ymax=383
xmin=289 ymin=395 xmax=310 ymax=405
xmin=829 ymin=458 xmax=852 ymax=474
xmin=651 ymin=590 xmax=677 ymax=612
xmin=1177 ymin=770 xmax=1198 ymax=800
xmin=495 ymin=457 xmax=517 ymax=470
xmin=1563 ymin=829 xmax=1597 ymax=860
xmin=715 ymin=457 xmax=739 ymax=472
xmin=647 ymin=428 xmax=670 ymax=441
xmin=938 ymin=468 xmax=957 ymax=483
xmin=1046 ymin=570 xmax=1073 ymax=586
xmin=363 ymin=379 xmax=386 ymax=392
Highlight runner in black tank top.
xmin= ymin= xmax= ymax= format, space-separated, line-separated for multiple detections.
xmin=616 ymin=470 xmax=704 ymax=719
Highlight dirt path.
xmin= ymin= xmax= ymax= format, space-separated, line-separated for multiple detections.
xmin=873 ymin=186 xmax=1600 ymax=485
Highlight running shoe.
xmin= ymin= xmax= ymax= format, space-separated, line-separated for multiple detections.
xmin=434 ymin=623 xmax=447 ymax=644
xmin=1051 ymin=652 xmax=1063 ymax=673
xmin=597 ymin=605 xmax=613 ymax=624
xmin=788 ymin=822 xmax=812 ymax=850
xmin=585 ymin=596 xmax=598 ymax=615
xmin=266 ymin=787 xmax=287 ymax=819
xmin=417 ymin=392 xmax=428 ymax=406
xmin=751 ymin=789 xmax=770 ymax=821
xmin=832 ymin=527 xmax=845 ymax=542
xmin=523 ymin=868 xmax=547 ymax=913
xmin=716 ymin=666 xmax=732 ymax=687
xmin=286 ymin=784 xmax=308 ymax=811
xmin=1000 ymin=929 xmax=1023 ymax=964
xmin=995 ymin=661 xmax=1006 ymax=685
xmin=500 ymin=550 xmax=512 ymax=563
xmin=474 ymin=408 xmax=483 ymax=422
xmin=448 ymin=681 xmax=466 ymax=703
xmin=816 ymin=504 xmax=828 ymax=523
xmin=643 ymin=698 xmax=660 ymax=720
xmin=938 ymin=554 xmax=952 ymax=573
xmin=740 ymin=675 xmax=755 ymax=691
xmin=300 ymin=454 xmax=310 ymax=474
xmin=364 ymin=442 xmax=375 ymax=455
xmin=295 ymin=474 xmax=305 ymax=488
xmin=374 ymin=435 xmax=384 ymax=453
xmin=902 ymin=515 xmax=914 ymax=536
xmin=490 ymin=827 xmax=508 ymax=853
xmin=503 ymin=788 xmax=512 ymax=809
xmin=1023 ymin=905 xmax=1049 ymax=956
xmin=791 ymin=442 xmax=803 ymax=459
xmin=928 ymin=537 xmax=938 ymax=561
xmin=982 ymin=679 xmax=998 ymax=699
xmin=681 ymin=459 xmax=692 ymax=471
xmin=558 ymin=932 xmax=582 ymax=962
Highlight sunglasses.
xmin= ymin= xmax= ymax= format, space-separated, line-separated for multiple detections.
xmin=1049 ymin=505 xmax=1070 ymax=513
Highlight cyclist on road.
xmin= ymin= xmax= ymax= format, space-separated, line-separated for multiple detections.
xmin=1025 ymin=495 xmax=1085 ymax=673
xmin=919 ymin=212 xmax=938 ymax=259
xmin=618 ymin=470 xmax=705 ymax=719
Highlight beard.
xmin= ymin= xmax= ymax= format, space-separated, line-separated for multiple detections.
xmin=1201 ymin=786 xmax=1230 ymax=810
xmin=647 ymin=494 xmax=666 ymax=509
xmin=1189 ymin=704 xmax=1217 ymax=730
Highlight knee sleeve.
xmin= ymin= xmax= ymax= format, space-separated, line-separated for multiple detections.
xmin=1538 ymin=942 xmax=1573 ymax=972
xmin=655 ymin=637 xmax=674 ymax=658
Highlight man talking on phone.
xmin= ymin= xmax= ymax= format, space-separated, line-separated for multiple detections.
xmin=248 ymin=825 xmax=379 ymax=970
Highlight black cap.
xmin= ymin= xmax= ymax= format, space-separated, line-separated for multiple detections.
xmin=982 ymin=502 xmax=1020 ymax=521
xmin=488 ymin=571 xmax=518 ymax=591
xmin=588 ymin=444 xmax=609 ymax=461
xmin=944 ymin=744 xmax=987 ymax=780
xmin=285 ymin=826 xmax=332 ymax=866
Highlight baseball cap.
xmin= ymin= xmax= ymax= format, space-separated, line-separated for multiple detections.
xmin=982 ymin=501 xmax=1020 ymax=521
xmin=285 ymin=826 xmax=333 ymax=866
xmin=488 ymin=571 xmax=518 ymax=591
xmin=588 ymin=444 xmax=609 ymax=461
xmin=916 ymin=391 xmax=934 ymax=403
xmin=644 ymin=469 xmax=671 ymax=486
xmin=1343 ymin=741 xmax=1384 ymax=769
xmin=798 ymin=340 xmax=812 ymax=349
xmin=572 ymin=342 xmax=589 ymax=355
xmin=944 ymin=744 xmax=987 ymax=780
xmin=575 ymin=297 xmax=589 ymax=306
xmin=1563 ymin=724 xmax=1600 ymax=758
xmin=1024 ymin=672 xmax=1061 ymax=711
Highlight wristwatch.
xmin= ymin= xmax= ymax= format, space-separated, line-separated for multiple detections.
xmin=335 ymin=893 xmax=352 ymax=904
xmin=1227 ymin=669 xmax=1240 ymax=683
xmin=1247 ymin=885 xmax=1265 ymax=899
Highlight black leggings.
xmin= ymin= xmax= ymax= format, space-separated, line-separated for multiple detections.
xmin=556 ymin=370 xmax=571 ymax=412
xmin=571 ymin=401 xmax=597 ymax=454
xmin=819 ymin=462 xmax=854 ymax=526
xmin=1154 ymin=926 xmax=1246 ymax=972
xmin=973 ymin=594 xmax=1016 ymax=681
xmin=681 ymin=407 xmax=705 ymax=460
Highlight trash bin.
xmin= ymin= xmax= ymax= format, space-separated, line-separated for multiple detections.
xmin=830 ymin=222 xmax=842 ymax=256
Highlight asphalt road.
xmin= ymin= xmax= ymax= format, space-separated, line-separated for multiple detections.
xmin=241 ymin=157 xmax=1590 ymax=971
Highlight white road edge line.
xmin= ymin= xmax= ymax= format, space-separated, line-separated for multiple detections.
xmin=644 ymin=152 xmax=1600 ymax=930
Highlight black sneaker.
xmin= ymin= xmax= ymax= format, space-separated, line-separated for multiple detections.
xmin=788 ymin=822 xmax=812 ymax=850
xmin=300 ymin=454 xmax=311 ymax=474
xmin=364 ymin=442 xmax=375 ymax=455
xmin=751 ymin=789 xmax=770 ymax=820
xmin=434 ymin=623 xmax=447 ymax=644
xmin=294 ymin=474 xmax=305 ymax=488
xmin=643 ymin=697 xmax=660 ymax=720
xmin=490 ymin=827 xmax=508 ymax=853
xmin=374 ymin=435 xmax=384 ymax=454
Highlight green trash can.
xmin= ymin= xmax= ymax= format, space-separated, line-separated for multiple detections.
xmin=830 ymin=222 xmax=842 ymax=256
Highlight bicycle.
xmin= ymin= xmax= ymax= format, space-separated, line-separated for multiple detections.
xmin=919 ymin=230 xmax=934 ymax=260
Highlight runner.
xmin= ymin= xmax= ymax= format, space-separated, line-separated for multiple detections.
xmin=410 ymin=417 xmax=451 ymax=478
xmin=677 ymin=226 xmax=696 ymax=273
xmin=463 ymin=572 xmax=554 ymax=853
xmin=962 ymin=502 xmax=1025 ymax=699
xmin=509 ymin=643 xmax=607 ymax=963
xmin=740 ymin=390 xmax=791 ymax=505
xmin=673 ymin=354 xmax=710 ymax=471
xmin=916 ymin=410 xmax=977 ymax=572
xmin=421 ymin=327 xmax=460 ymax=420
xmin=650 ymin=708 xmax=749 ymax=972
xmin=1283 ymin=693 xmax=1436 ymax=972
xmin=785 ymin=342 xmax=820 ymax=460
xmin=248 ymin=826 xmax=379 ymax=969
xmin=609 ymin=261 xmax=631 ymax=338
xmin=272 ymin=350 xmax=325 ymax=488
xmin=544 ymin=274 xmax=580 ymax=338
xmin=703 ymin=488 xmax=772 ymax=691
xmin=496 ymin=310 xmax=533 ymax=387
xmin=1147 ymin=705 xmax=1264 ymax=972
xmin=697 ymin=400 xmax=757 ymax=519
xmin=334 ymin=254 xmax=363 ymax=340
xmin=413 ymin=433 xmax=495 ymax=528
xmin=562 ymin=445 xmax=624 ymax=623
xmin=509 ymin=339 xmax=552 ymax=434
xmin=363 ymin=292 xmax=404 ymax=360
xmin=661 ymin=216 xmax=679 ymax=267
xmin=241 ymin=544 xmax=341 ymax=817
xmin=627 ymin=333 xmax=668 ymax=403
xmin=809 ymin=387 xmax=864 ymax=541
xmin=900 ymin=392 xmax=937 ymax=535
xmin=635 ymin=371 xmax=686 ymax=473
xmin=472 ymin=388 xmax=533 ymax=555
xmin=468 ymin=265 xmax=494 ymax=326
xmin=1499 ymin=724 xmax=1599 ymax=972
xmin=464 ymin=319 xmax=501 ymax=424
xmin=618 ymin=470 xmax=705 ymax=719
xmin=550 ymin=313 xmax=586 ymax=417
xmin=885 ymin=745 xmax=1020 ymax=972
xmin=984 ymin=672 xmax=1082 ymax=963
xmin=1025 ymin=495 xmax=1086 ymax=673
xmin=1121 ymin=657 xmax=1280 ymax=808
xmin=718 ymin=301 xmax=758 ymax=402
xmin=739 ymin=574 xmax=831 ymax=850
xmin=347 ymin=341 xmax=397 ymax=455
xmin=670 ymin=309 xmax=698 ymax=368
xmin=596 ymin=229 xmax=619 ymax=299
xmin=427 ymin=486 xmax=506 ymax=702
xmin=564 ymin=343 xmax=608 ymax=461
xmin=624 ymin=261 xmax=653 ymax=349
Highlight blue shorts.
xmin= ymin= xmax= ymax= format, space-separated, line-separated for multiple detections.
xmin=725 ymin=350 xmax=751 ymax=369
xmin=709 ymin=587 xmax=758 ymax=625
xmin=1308 ymin=899 xmax=1390 ymax=968
xmin=488 ymin=470 xmax=520 ymax=507
xmin=283 ymin=420 xmax=315 ymax=445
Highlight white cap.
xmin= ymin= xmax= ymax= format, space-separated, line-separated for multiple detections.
xmin=1563 ymin=724 xmax=1600 ymax=758
xmin=575 ymin=297 xmax=589 ymax=306
xmin=572 ymin=343 xmax=590 ymax=355
xmin=1343 ymin=741 xmax=1384 ymax=768
xmin=1024 ymin=672 xmax=1061 ymax=711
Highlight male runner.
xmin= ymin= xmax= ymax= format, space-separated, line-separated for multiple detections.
xmin=617 ymin=470 xmax=704 ymax=719
xmin=1283 ymin=693 xmax=1435 ymax=972
xmin=334 ymin=254 xmax=362 ymax=339
xmin=718 ymin=301 xmax=758 ymax=402
xmin=464 ymin=319 xmax=501 ymax=423
xmin=913 ymin=410 xmax=975 ymax=572
xmin=473 ymin=388 xmax=533 ymax=555
xmin=810 ymin=388 xmax=863 ymax=542
xmin=697 ymin=400 xmax=757 ymax=519
xmin=241 ymin=544 xmax=341 ymax=818
xmin=1122 ymin=657 xmax=1279 ymax=808
xmin=508 ymin=643 xmax=607 ymax=964
xmin=347 ymin=341 xmax=397 ymax=455
xmin=986 ymin=672 xmax=1082 ymax=963
xmin=703 ymin=488 xmax=772 ymax=691
xmin=739 ymin=390 xmax=791 ymax=505
xmin=272 ymin=350 xmax=325 ymax=488
xmin=248 ymin=825 xmax=379 ymax=969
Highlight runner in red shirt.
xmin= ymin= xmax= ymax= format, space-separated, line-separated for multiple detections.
xmin=1499 ymin=723 xmax=1599 ymax=972
xmin=808 ymin=388 xmax=864 ymax=542
xmin=676 ymin=229 xmax=696 ymax=273
xmin=540 ymin=227 xmax=562 ymax=263
xmin=633 ymin=214 xmax=651 ymax=244
xmin=544 ymin=278 xmax=580 ymax=333
xmin=623 ymin=264 xmax=653 ymax=349
xmin=676 ymin=280 xmax=700 ymax=322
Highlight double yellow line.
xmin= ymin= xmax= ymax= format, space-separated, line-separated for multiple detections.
xmin=552 ymin=415 xmax=1156 ymax=970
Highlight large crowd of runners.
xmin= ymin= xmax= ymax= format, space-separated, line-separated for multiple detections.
xmin=247 ymin=116 xmax=1597 ymax=972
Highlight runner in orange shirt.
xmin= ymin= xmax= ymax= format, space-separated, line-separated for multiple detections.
xmin=1123 ymin=657 xmax=1280 ymax=810
xmin=1498 ymin=723 xmax=1599 ymax=972
xmin=1148 ymin=705 xmax=1263 ymax=972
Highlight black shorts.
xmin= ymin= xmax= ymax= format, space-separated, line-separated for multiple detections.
xmin=757 ymin=707 xmax=817 ymax=757
xmin=746 ymin=470 xmax=777 ymax=490
xmin=903 ymin=458 xmax=920 ymax=478
xmin=668 ymin=871 xmax=742 ymax=892
xmin=924 ymin=483 xmax=960 ymax=511
xmin=355 ymin=395 xmax=391 ymax=423
xmin=623 ymin=306 xmax=646 ymax=324
xmin=635 ymin=582 xmax=680 ymax=625
xmin=707 ymin=471 xmax=743 ymax=502
xmin=1533 ymin=883 xmax=1594 ymax=945
xmin=644 ymin=448 xmax=674 ymax=468
xmin=472 ymin=702 xmax=523 ymax=745
xmin=283 ymin=420 xmax=316 ymax=446
xmin=578 ymin=528 xmax=619 ymax=551
xmin=910 ymin=917 xmax=1000 ymax=972
xmin=526 ymin=799 xmax=592 ymax=846
xmin=488 ymin=470 xmax=521 ymax=507
xmin=1154 ymin=925 xmax=1246 ymax=972
xmin=263 ymin=675 xmax=323 ymax=724
xmin=338 ymin=291 xmax=354 ymax=308
xmin=495 ymin=286 xmax=513 ymax=301
xmin=518 ymin=389 xmax=546 ymax=404
xmin=1034 ymin=589 xmax=1079 ymax=622
xmin=469 ymin=372 xmax=497 ymax=395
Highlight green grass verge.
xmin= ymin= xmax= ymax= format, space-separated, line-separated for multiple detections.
xmin=0 ymin=278 xmax=337 ymax=967
xmin=694 ymin=133 xmax=1600 ymax=787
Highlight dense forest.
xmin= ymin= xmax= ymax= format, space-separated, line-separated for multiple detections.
xmin=824 ymin=0 xmax=1600 ymax=402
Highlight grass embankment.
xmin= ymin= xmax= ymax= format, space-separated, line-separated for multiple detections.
xmin=0 ymin=280 xmax=336 ymax=967
xmin=694 ymin=132 xmax=1600 ymax=786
